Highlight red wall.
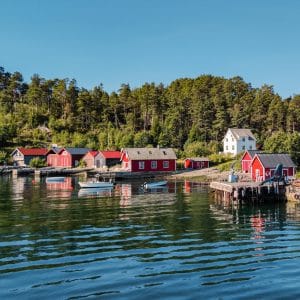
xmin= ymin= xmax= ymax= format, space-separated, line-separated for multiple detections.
xmin=241 ymin=152 xmax=252 ymax=173
xmin=130 ymin=159 xmax=176 ymax=172
xmin=251 ymin=157 xmax=264 ymax=181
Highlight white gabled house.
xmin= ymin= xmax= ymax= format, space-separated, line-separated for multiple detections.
xmin=223 ymin=128 xmax=256 ymax=156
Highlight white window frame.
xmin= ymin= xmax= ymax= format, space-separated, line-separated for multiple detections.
xmin=138 ymin=161 xmax=145 ymax=170
xmin=163 ymin=161 xmax=169 ymax=168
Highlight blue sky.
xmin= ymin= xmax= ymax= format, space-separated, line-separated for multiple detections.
xmin=1 ymin=0 xmax=300 ymax=98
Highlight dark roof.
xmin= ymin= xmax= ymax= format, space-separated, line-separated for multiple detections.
xmin=228 ymin=128 xmax=256 ymax=140
xmin=247 ymin=150 xmax=263 ymax=159
xmin=255 ymin=153 xmax=296 ymax=168
xmin=186 ymin=157 xmax=209 ymax=161
xmin=122 ymin=147 xmax=177 ymax=160
xmin=62 ymin=147 xmax=90 ymax=155
xmin=51 ymin=147 xmax=62 ymax=154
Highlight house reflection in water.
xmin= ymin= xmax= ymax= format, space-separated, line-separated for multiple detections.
xmin=119 ymin=183 xmax=176 ymax=208
xmin=46 ymin=177 xmax=73 ymax=199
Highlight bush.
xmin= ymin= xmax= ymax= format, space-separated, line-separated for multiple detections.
xmin=0 ymin=151 xmax=7 ymax=165
xmin=29 ymin=157 xmax=46 ymax=168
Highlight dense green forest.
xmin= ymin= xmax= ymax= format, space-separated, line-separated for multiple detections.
xmin=1 ymin=66 xmax=300 ymax=164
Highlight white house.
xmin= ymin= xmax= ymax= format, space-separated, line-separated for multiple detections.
xmin=223 ymin=128 xmax=256 ymax=155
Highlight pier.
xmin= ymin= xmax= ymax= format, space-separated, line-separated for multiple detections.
xmin=210 ymin=181 xmax=286 ymax=204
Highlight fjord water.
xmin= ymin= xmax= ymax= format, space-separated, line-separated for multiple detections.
xmin=1 ymin=177 xmax=300 ymax=299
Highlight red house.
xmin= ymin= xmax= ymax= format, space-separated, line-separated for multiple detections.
xmin=82 ymin=150 xmax=121 ymax=168
xmin=121 ymin=147 xmax=177 ymax=172
xmin=47 ymin=147 xmax=90 ymax=167
xmin=82 ymin=151 xmax=99 ymax=168
xmin=241 ymin=150 xmax=262 ymax=173
xmin=184 ymin=157 xmax=209 ymax=169
xmin=250 ymin=153 xmax=296 ymax=182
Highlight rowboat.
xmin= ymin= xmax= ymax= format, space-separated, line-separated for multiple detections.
xmin=46 ymin=177 xmax=66 ymax=183
xmin=143 ymin=180 xmax=168 ymax=189
xmin=78 ymin=187 xmax=113 ymax=197
xmin=78 ymin=181 xmax=114 ymax=189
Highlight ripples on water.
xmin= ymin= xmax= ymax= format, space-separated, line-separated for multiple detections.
xmin=1 ymin=176 xmax=300 ymax=299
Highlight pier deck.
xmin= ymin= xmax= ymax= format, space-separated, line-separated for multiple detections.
xmin=210 ymin=180 xmax=286 ymax=203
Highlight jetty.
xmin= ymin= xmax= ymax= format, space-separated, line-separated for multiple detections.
xmin=210 ymin=180 xmax=287 ymax=204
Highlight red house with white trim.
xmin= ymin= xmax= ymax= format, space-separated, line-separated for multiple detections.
xmin=121 ymin=147 xmax=177 ymax=172
xmin=47 ymin=147 xmax=90 ymax=168
xmin=250 ymin=153 xmax=296 ymax=182
xmin=241 ymin=150 xmax=262 ymax=173
xmin=184 ymin=157 xmax=209 ymax=169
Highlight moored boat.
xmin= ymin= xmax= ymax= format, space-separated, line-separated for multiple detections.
xmin=46 ymin=176 xmax=66 ymax=183
xmin=143 ymin=180 xmax=168 ymax=189
xmin=78 ymin=181 xmax=114 ymax=188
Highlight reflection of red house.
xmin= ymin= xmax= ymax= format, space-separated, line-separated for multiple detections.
xmin=184 ymin=157 xmax=209 ymax=169
xmin=47 ymin=147 xmax=90 ymax=167
xmin=250 ymin=153 xmax=296 ymax=182
xmin=121 ymin=147 xmax=177 ymax=172
xmin=241 ymin=150 xmax=262 ymax=173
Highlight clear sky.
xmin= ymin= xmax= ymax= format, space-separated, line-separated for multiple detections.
xmin=1 ymin=0 xmax=300 ymax=98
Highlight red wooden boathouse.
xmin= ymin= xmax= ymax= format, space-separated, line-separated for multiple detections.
xmin=121 ymin=147 xmax=177 ymax=172
xmin=47 ymin=147 xmax=90 ymax=168
xmin=250 ymin=153 xmax=296 ymax=182
xmin=184 ymin=157 xmax=209 ymax=169
xmin=241 ymin=150 xmax=262 ymax=173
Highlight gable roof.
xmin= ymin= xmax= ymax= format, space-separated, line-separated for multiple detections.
xmin=253 ymin=153 xmax=296 ymax=168
xmin=15 ymin=148 xmax=48 ymax=156
xmin=59 ymin=147 xmax=90 ymax=155
xmin=228 ymin=128 xmax=256 ymax=140
xmin=241 ymin=150 xmax=263 ymax=160
xmin=122 ymin=148 xmax=177 ymax=160
xmin=185 ymin=157 xmax=209 ymax=162
xmin=99 ymin=151 xmax=121 ymax=159
xmin=87 ymin=150 xmax=99 ymax=157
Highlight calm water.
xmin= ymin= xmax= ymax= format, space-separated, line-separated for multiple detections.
xmin=1 ymin=176 xmax=300 ymax=299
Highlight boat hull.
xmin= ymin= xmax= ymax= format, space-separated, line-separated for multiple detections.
xmin=144 ymin=180 xmax=167 ymax=189
xmin=46 ymin=177 xmax=66 ymax=183
xmin=78 ymin=182 xmax=114 ymax=189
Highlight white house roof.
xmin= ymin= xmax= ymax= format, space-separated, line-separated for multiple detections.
xmin=122 ymin=148 xmax=177 ymax=160
xmin=228 ymin=128 xmax=256 ymax=140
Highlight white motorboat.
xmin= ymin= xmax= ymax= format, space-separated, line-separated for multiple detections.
xmin=143 ymin=180 xmax=168 ymax=189
xmin=78 ymin=181 xmax=114 ymax=189
xmin=46 ymin=177 xmax=66 ymax=183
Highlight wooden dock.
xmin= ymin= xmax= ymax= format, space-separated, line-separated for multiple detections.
xmin=210 ymin=180 xmax=286 ymax=204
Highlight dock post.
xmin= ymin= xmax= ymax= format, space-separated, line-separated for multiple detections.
xmin=12 ymin=169 xmax=18 ymax=178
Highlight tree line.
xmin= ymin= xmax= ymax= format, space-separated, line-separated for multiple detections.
xmin=1 ymin=66 xmax=300 ymax=163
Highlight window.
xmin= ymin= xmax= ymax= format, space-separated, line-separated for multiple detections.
xmin=232 ymin=145 xmax=235 ymax=150
xmin=242 ymin=137 xmax=245 ymax=142
xmin=226 ymin=138 xmax=228 ymax=142
xmin=249 ymin=145 xmax=252 ymax=150
xmin=151 ymin=161 xmax=157 ymax=169
xmin=232 ymin=138 xmax=234 ymax=142
xmin=163 ymin=151 xmax=167 ymax=155
xmin=242 ymin=145 xmax=245 ymax=150
xmin=226 ymin=146 xmax=228 ymax=150
xmin=138 ymin=161 xmax=144 ymax=169
xmin=163 ymin=161 xmax=169 ymax=168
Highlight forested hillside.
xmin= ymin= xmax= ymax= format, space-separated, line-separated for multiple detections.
xmin=1 ymin=66 xmax=300 ymax=162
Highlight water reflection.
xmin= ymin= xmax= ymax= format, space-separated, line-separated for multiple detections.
xmin=78 ymin=187 xmax=113 ymax=198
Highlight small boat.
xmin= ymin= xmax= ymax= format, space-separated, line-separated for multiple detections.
xmin=143 ymin=180 xmax=168 ymax=189
xmin=78 ymin=187 xmax=113 ymax=197
xmin=78 ymin=181 xmax=114 ymax=189
xmin=46 ymin=176 xmax=66 ymax=183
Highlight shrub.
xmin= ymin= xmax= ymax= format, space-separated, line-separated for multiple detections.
xmin=29 ymin=157 xmax=46 ymax=168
